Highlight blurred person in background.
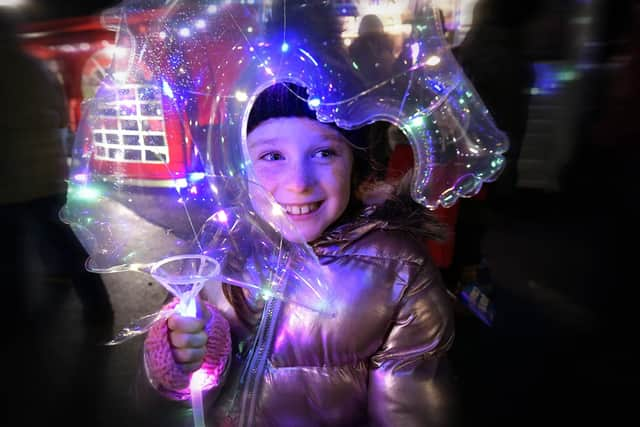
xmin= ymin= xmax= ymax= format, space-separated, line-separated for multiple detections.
xmin=347 ymin=14 xmax=398 ymax=180
xmin=348 ymin=14 xmax=396 ymax=85
xmin=0 ymin=10 xmax=112 ymax=333
xmin=444 ymin=0 xmax=539 ymax=305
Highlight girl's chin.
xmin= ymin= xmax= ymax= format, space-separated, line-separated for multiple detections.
xmin=280 ymin=226 xmax=321 ymax=244
xmin=282 ymin=231 xmax=315 ymax=244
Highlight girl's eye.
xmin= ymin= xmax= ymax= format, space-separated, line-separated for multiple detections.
xmin=313 ymin=149 xmax=337 ymax=159
xmin=260 ymin=152 xmax=284 ymax=161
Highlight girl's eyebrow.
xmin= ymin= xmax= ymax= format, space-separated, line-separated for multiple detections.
xmin=248 ymin=132 xmax=344 ymax=148
xmin=247 ymin=137 xmax=279 ymax=148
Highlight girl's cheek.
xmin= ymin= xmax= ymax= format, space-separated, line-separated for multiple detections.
xmin=252 ymin=164 xmax=269 ymax=178
xmin=331 ymin=163 xmax=351 ymax=183
xmin=253 ymin=167 xmax=279 ymax=188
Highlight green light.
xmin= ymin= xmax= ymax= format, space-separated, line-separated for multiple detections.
xmin=458 ymin=98 xmax=465 ymax=105
xmin=558 ymin=69 xmax=578 ymax=82
xmin=491 ymin=158 xmax=504 ymax=168
xmin=410 ymin=116 xmax=425 ymax=128
xmin=75 ymin=186 xmax=101 ymax=201
xmin=465 ymin=91 xmax=473 ymax=98
xmin=351 ymin=61 xmax=359 ymax=70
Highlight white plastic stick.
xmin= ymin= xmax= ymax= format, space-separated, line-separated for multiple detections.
xmin=190 ymin=380 xmax=205 ymax=427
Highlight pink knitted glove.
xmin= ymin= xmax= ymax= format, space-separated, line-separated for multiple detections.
xmin=144 ymin=298 xmax=231 ymax=399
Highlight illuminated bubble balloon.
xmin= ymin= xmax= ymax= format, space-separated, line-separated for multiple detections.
xmin=61 ymin=0 xmax=508 ymax=328
xmin=59 ymin=2 xmax=508 ymax=427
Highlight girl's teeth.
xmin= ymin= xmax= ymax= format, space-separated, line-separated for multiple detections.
xmin=285 ymin=203 xmax=317 ymax=215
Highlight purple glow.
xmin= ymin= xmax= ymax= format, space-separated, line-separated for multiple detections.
xmin=73 ymin=173 xmax=89 ymax=183
xmin=190 ymin=368 xmax=216 ymax=390
xmin=410 ymin=42 xmax=420 ymax=65
xmin=273 ymin=328 xmax=287 ymax=353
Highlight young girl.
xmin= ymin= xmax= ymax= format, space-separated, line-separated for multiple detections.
xmin=140 ymin=83 xmax=456 ymax=427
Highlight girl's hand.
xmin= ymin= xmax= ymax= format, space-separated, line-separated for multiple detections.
xmin=144 ymin=295 xmax=231 ymax=396
xmin=167 ymin=296 xmax=212 ymax=373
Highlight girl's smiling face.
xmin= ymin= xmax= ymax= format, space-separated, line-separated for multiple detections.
xmin=248 ymin=116 xmax=354 ymax=242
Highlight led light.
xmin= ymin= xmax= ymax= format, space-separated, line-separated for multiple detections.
xmin=212 ymin=210 xmax=228 ymax=223
xmin=308 ymin=98 xmax=321 ymax=108
xmin=262 ymin=289 xmax=274 ymax=300
xmin=73 ymin=173 xmax=89 ymax=183
xmin=425 ymin=55 xmax=441 ymax=67
xmin=162 ymin=80 xmax=174 ymax=98
xmin=189 ymin=172 xmax=206 ymax=182
xmin=298 ymin=48 xmax=318 ymax=66
xmin=411 ymin=42 xmax=421 ymax=64
xmin=410 ymin=116 xmax=425 ymax=128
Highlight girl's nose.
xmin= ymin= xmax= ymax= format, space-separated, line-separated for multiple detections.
xmin=285 ymin=161 xmax=315 ymax=192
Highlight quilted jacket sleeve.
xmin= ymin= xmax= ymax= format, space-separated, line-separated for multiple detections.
xmin=368 ymin=257 xmax=458 ymax=427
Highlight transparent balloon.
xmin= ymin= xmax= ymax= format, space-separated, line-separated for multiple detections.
xmin=59 ymin=1 xmax=508 ymax=426
xmin=61 ymin=0 xmax=507 ymax=335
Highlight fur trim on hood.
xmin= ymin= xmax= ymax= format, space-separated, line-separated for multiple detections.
xmin=313 ymin=172 xmax=450 ymax=247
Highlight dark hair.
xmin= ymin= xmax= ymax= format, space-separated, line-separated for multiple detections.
xmin=247 ymin=82 xmax=370 ymax=149
xmin=247 ymin=83 xmax=318 ymax=134
xmin=358 ymin=14 xmax=385 ymax=36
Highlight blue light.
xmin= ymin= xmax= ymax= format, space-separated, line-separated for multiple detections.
xmin=531 ymin=62 xmax=569 ymax=95
xmin=428 ymin=79 xmax=444 ymax=94
xmin=189 ymin=172 xmax=206 ymax=182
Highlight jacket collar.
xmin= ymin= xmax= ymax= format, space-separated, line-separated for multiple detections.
xmin=310 ymin=205 xmax=384 ymax=253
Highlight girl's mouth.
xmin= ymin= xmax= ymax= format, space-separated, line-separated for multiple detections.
xmin=281 ymin=201 xmax=322 ymax=216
